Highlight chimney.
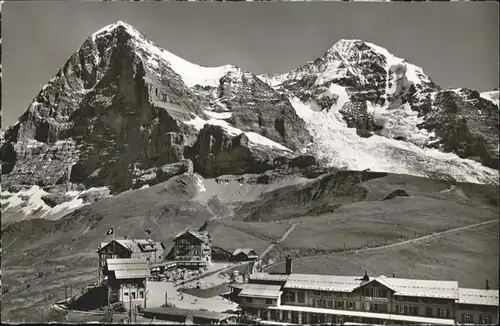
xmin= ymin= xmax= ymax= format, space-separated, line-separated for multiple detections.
xmin=285 ymin=255 xmax=292 ymax=275
xmin=393 ymin=272 xmax=395 ymax=278
xmin=124 ymin=236 xmax=128 ymax=240
xmin=362 ymin=271 xmax=369 ymax=281
xmin=486 ymin=279 xmax=490 ymax=290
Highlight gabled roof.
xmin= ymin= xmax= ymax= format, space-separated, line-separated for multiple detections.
xmin=106 ymin=258 xmax=148 ymax=270
xmin=282 ymin=274 xmax=459 ymax=299
xmin=354 ymin=275 xmax=397 ymax=291
xmin=284 ymin=274 xmax=362 ymax=292
xmin=99 ymin=239 xmax=163 ymax=254
xmin=175 ymin=230 xmax=208 ymax=242
xmin=106 ymin=258 xmax=150 ymax=280
xmin=249 ymin=273 xmax=289 ymax=282
xmin=458 ymin=288 xmax=499 ymax=306
xmin=384 ymin=276 xmax=459 ymax=299
xmin=115 ymin=269 xmax=151 ymax=280
xmin=232 ymin=248 xmax=258 ymax=256
xmin=236 ymin=284 xmax=283 ymax=299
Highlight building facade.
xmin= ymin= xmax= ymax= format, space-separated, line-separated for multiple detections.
xmin=171 ymin=230 xmax=212 ymax=263
xmin=105 ymin=258 xmax=151 ymax=311
xmin=231 ymin=270 xmax=499 ymax=325
xmin=98 ymin=239 xmax=164 ymax=279
xmin=231 ymin=248 xmax=259 ymax=262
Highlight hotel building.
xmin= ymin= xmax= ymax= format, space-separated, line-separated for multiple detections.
xmin=229 ymin=257 xmax=499 ymax=325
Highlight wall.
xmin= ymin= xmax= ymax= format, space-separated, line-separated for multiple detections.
xmin=390 ymin=296 xmax=455 ymax=319
xmin=241 ymin=296 xmax=278 ymax=309
xmin=280 ymin=286 xmax=459 ymax=321
xmin=456 ymin=304 xmax=499 ymax=324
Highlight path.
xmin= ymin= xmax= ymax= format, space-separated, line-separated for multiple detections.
xmin=263 ymin=219 xmax=498 ymax=271
xmin=259 ymin=223 xmax=297 ymax=259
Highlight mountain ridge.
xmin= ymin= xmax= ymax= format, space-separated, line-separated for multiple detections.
xmin=1 ymin=20 xmax=498 ymax=224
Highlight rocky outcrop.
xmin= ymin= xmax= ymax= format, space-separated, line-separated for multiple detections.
xmin=131 ymin=160 xmax=193 ymax=189
xmin=382 ymin=189 xmax=410 ymax=201
xmin=185 ymin=125 xmax=285 ymax=178
xmin=1 ymin=24 xmax=206 ymax=195
xmin=416 ymin=89 xmax=499 ymax=169
xmin=2 ymin=23 xmax=498 ymax=221
xmin=217 ymin=71 xmax=311 ymax=151
xmin=339 ymin=101 xmax=384 ymax=138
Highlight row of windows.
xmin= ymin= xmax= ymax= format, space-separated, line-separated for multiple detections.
xmin=363 ymin=287 xmax=389 ymax=298
xmin=281 ymin=293 xmax=456 ymax=319
xmin=123 ymin=290 xmax=144 ymax=300
xmin=462 ymin=313 xmax=492 ymax=324
xmin=311 ymin=290 xmax=354 ymax=298
xmin=252 ymin=307 xmax=495 ymax=326
xmin=244 ymin=297 xmax=275 ymax=305
xmin=313 ymin=298 xmax=356 ymax=310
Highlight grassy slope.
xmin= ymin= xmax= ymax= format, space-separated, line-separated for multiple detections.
xmin=268 ymin=222 xmax=499 ymax=289
xmin=1 ymin=171 xmax=498 ymax=321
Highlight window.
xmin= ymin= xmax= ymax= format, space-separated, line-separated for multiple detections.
xmin=245 ymin=297 xmax=253 ymax=303
xmin=131 ymin=292 xmax=136 ymax=299
xmin=426 ymin=307 xmax=433 ymax=317
xmin=265 ymin=299 xmax=273 ymax=305
xmin=438 ymin=308 xmax=450 ymax=318
xmin=313 ymin=290 xmax=321 ymax=296
xmin=326 ymin=300 xmax=333 ymax=308
xmin=285 ymin=292 xmax=295 ymax=303
xmin=479 ymin=314 xmax=491 ymax=324
xmin=297 ymin=292 xmax=305 ymax=303
xmin=139 ymin=291 xmax=144 ymax=299
xmin=347 ymin=301 xmax=355 ymax=310
xmin=336 ymin=300 xmax=344 ymax=309
xmin=326 ymin=315 xmax=333 ymax=323
xmin=462 ymin=313 xmax=473 ymax=323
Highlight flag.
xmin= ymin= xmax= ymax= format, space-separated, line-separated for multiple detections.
xmin=106 ymin=228 xmax=114 ymax=235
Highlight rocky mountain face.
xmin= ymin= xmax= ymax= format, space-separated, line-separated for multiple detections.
xmin=1 ymin=21 xmax=498 ymax=224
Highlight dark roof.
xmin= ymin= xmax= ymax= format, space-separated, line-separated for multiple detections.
xmin=99 ymin=239 xmax=163 ymax=254
xmin=232 ymin=248 xmax=258 ymax=256
xmin=141 ymin=307 xmax=236 ymax=321
xmin=174 ymin=230 xmax=209 ymax=242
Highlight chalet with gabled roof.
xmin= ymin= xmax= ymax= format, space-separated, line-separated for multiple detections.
xmin=97 ymin=239 xmax=165 ymax=280
xmin=170 ymin=230 xmax=212 ymax=263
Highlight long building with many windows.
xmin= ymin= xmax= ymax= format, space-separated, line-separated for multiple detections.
xmin=229 ymin=259 xmax=498 ymax=325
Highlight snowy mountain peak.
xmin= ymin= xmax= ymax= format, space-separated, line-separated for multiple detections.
xmin=91 ymin=20 xmax=139 ymax=41
xmin=90 ymin=20 xmax=238 ymax=88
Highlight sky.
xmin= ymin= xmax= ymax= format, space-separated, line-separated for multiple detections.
xmin=2 ymin=2 xmax=499 ymax=127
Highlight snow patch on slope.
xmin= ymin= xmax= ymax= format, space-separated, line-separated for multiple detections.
xmin=480 ymin=90 xmax=499 ymax=107
xmin=184 ymin=116 xmax=292 ymax=152
xmin=92 ymin=21 xmax=236 ymax=88
xmin=0 ymin=186 xmax=111 ymax=220
xmin=366 ymin=102 xmax=433 ymax=146
xmin=204 ymin=110 xmax=232 ymax=120
xmin=321 ymin=84 xmax=350 ymax=111
xmin=365 ymin=42 xmax=428 ymax=86
xmin=289 ymin=96 xmax=498 ymax=185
